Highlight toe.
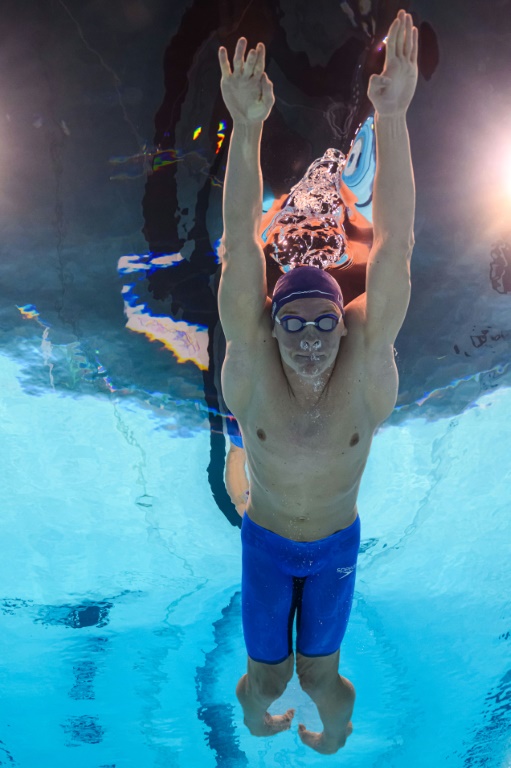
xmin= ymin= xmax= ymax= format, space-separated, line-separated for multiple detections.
xmin=298 ymin=725 xmax=312 ymax=746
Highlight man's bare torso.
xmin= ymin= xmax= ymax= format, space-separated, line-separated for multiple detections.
xmin=222 ymin=297 xmax=399 ymax=541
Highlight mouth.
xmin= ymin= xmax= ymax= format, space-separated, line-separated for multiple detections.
xmin=296 ymin=354 xmax=323 ymax=361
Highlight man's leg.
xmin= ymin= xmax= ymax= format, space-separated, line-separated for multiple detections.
xmin=296 ymin=650 xmax=355 ymax=753
xmin=239 ymin=512 xmax=299 ymax=735
xmin=236 ymin=652 xmax=295 ymax=736
xmin=294 ymin=517 xmax=360 ymax=752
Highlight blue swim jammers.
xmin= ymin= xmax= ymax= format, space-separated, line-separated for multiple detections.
xmin=241 ymin=511 xmax=360 ymax=665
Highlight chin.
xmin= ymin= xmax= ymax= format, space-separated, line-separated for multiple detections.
xmin=294 ymin=356 xmax=330 ymax=375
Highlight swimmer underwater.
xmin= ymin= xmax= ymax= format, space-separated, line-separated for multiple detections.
xmin=218 ymin=9 xmax=418 ymax=755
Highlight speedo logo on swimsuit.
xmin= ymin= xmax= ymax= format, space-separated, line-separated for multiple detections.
xmin=336 ymin=566 xmax=356 ymax=578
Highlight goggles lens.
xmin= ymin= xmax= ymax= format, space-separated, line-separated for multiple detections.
xmin=281 ymin=314 xmax=339 ymax=332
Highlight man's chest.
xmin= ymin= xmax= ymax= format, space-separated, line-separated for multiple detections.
xmin=237 ymin=343 xmax=372 ymax=482
xmin=245 ymin=381 xmax=371 ymax=460
xmin=239 ymin=386 xmax=374 ymax=512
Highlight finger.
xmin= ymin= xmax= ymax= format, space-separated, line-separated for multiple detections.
xmin=233 ymin=37 xmax=247 ymax=74
xmin=253 ymin=42 xmax=265 ymax=76
xmin=384 ymin=16 xmax=398 ymax=63
xmin=369 ymin=75 xmax=389 ymax=97
xmin=244 ymin=47 xmax=258 ymax=78
xmin=403 ymin=14 xmax=413 ymax=59
xmin=411 ymin=26 xmax=418 ymax=64
xmin=262 ymin=72 xmax=274 ymax=105
xmin=218 ymin=46 xmax=232 ymax=78
xmin=396 ymin=12 xmax=405 ymax=58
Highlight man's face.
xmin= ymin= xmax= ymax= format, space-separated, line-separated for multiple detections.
xmin=271 ymin=298 xmax=347 ymax=379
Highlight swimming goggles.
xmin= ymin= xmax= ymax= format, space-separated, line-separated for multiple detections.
xmin=275 ymin=313 xmax=341 ymax=333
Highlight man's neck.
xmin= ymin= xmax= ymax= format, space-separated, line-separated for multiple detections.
xmin=283 ymin=362 xmax=335 ymax=409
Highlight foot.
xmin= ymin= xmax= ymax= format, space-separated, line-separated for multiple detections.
xmin=244 ymin=708 xmax=296 ymax=737
xmin=298 ymin=721 xmax=352 ymax=754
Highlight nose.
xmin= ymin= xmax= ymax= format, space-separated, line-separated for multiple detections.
xmin=299 ymin=328 xmax=322 ymax=351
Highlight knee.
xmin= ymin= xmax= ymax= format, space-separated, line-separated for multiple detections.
xmin=242 ymin=672 xmax=287 ymax=702
xmin=298 ymin=671 xmax=334 ymax=696
xmin=247 ymin=654 xmax=294 ymax=700
xmin=263 ymin=665 xmax=294 ymax=699
xmin=296 ymin=649 xmax=341 ymax=695
xmin=297 ymin=665 xmax=340 ymax=696
xmin=258 ymin=676 xmax=289 ymax=700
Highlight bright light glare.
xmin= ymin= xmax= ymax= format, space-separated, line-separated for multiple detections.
xmin=505 ymin=151 xmax=511 ymax=199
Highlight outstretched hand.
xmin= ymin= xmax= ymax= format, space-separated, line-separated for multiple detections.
xmin=218 ymin=39 xmax=275 ymax=124
xmin=368 ymin=10 xmax=418 ymax=116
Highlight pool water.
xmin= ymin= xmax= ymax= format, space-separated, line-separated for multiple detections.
xmin=1 ymin=351 xmax=509 ymax=767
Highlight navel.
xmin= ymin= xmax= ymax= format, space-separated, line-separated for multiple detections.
xmin=257 ymin=428 xmax=266 ymax=441
xmin=349 ymin=432 xmax=360 ymax=447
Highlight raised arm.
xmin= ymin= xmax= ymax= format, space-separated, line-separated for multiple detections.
xmin=369 ymin=11 xmax=418 ymax=246
xmin=217 ymin=40 xmax=275 ymax=345
xmin=363 ymin=10 xmax=419 ymax=348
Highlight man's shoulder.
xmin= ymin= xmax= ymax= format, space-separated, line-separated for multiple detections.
xmin=343 ymin=293 xmax=398 ymax=423
xmin=224 ymin=301 xmax=275 ymax=361
xmin=345 ymin=293 xmax=393 ymax=355
xmin=222 ymin=303 xmax=279 ymax=416
xmin=344 ymin=293 xmax=367 ymax=326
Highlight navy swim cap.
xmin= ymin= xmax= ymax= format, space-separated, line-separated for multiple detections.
xmin=271 ymin=266 xmax=345 ymax=323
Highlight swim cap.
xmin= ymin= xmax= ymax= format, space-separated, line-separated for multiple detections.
xmin=271 ymin=266 xmax=345 ymax=323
